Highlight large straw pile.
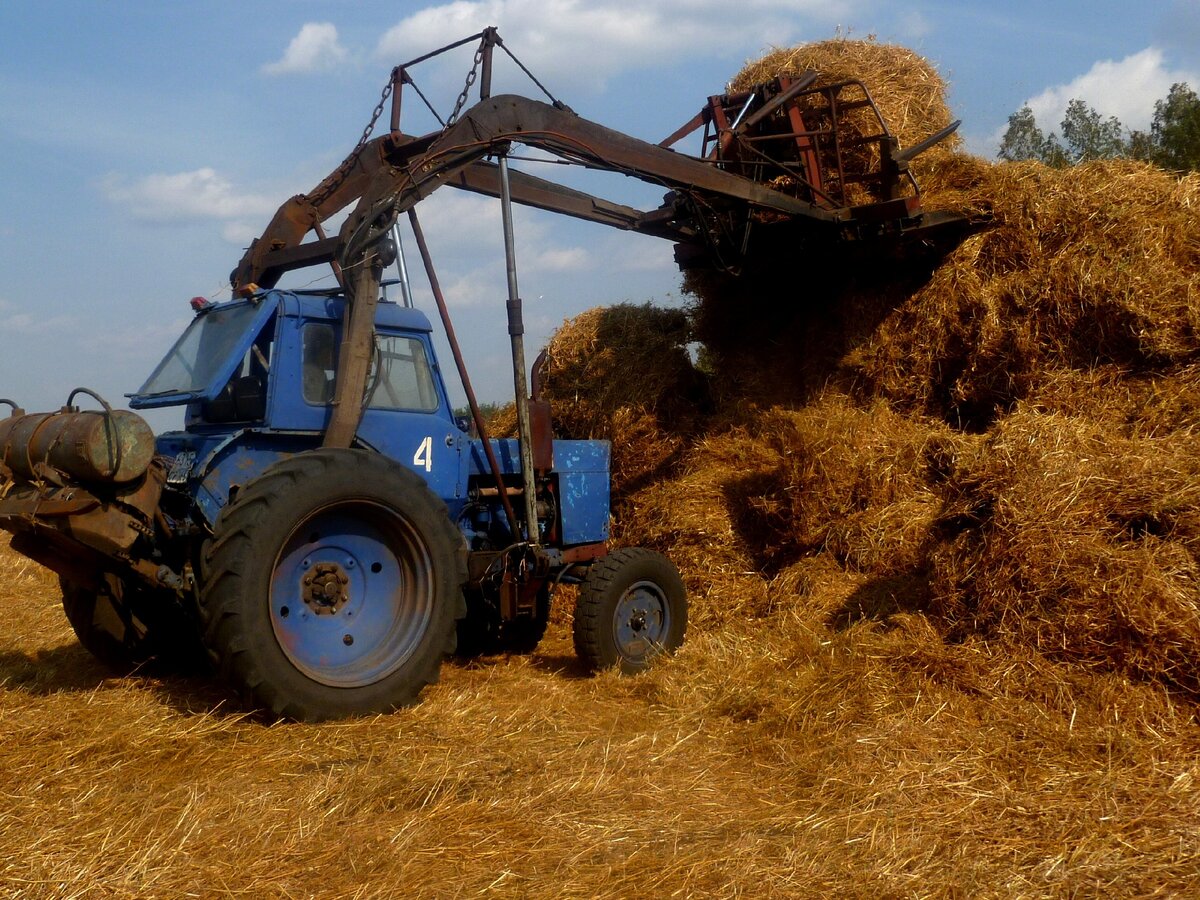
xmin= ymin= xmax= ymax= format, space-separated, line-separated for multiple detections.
xmin=5 ymin=530 xmax=1200 ymax=895
xmin=538 ymin=303 xmax=706 ymax=496
xmin=927 ymin=410 xmax=1200 ymax=692
xmin=729 ymin=38 xmax=960 ymax=156
xmin=682 ymin=38 xmax=970 ymax=408
xmin=847 ymin=158 xmax=1200 ymax=429
xmin=538 ymin=303 xmax=701 ymax=437
xmin=542 ymin=41 xmax=1200 ymax=698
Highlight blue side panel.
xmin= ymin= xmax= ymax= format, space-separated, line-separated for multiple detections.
xmin=357 ymin=412 xmax=466 ymax=514
xmin=555 ymin=441 xmax=610 ymax=546
xmin=467 ymin=439 xmax=524 ymax=476
xmin=466 ymin=438 xmax=610 ymax=546
xmin=158 ymin=430 xmax=319 ymax=527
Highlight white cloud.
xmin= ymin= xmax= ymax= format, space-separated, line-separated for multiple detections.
xmin=101 ymin=168 xmax=277 ymax=222
xmin=525 ymin=246 xmax=590 ymax=272
xmin=405 ymin=189 xmax=505 ymax=250
xmin=94 ymin=318 xmax=192 ymax=356
xmin=439 ymin=267 xmax=505 ymax=309
xmin=221 ymin=220 xmax=263 ymax=246
xmin=897 ymin=11 xmax=932 ymax=42
xmin=0 ymin=310 xmax=77 ymax=335
xmin=262 ymin=23 xmax=348 ymax=75
xmin=375 ymin=0 xmax=855 ymax=88
xmin=1024 ymin=47 xmax=1200 ymax=134
xmin=607 ymin=235 xmax=675 ymax=273
xmin=100 ymin=168 xmax=279 ymax=243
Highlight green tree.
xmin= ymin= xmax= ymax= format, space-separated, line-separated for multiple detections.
xmin=1151 ymin=82 xmax=1200 ymax=172
xmin=1127 ymin=128 xmax=1156 ymax=162
xmin=1059 ymin=99 xmax=1127 ymax=162
xmin=1042 ymin=133 xmax=1069 ymax=168
xmin=998 ymin=106 xmax=1052 ymax=162
xmin=999 ymin=83 xmax=1200 ymax=174
xmin=993 ymin=103 xmax=1080 ymax=168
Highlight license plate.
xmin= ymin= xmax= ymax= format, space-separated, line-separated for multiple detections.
xmin=167 ymin=451 xmax=197 ymax=484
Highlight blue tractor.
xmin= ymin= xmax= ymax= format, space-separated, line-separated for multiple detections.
xmin=0 ymin=284 xmax=687 ymax=721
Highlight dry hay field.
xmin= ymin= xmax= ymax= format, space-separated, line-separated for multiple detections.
xmin=4 ymin=39 xmax=1200 ymax=898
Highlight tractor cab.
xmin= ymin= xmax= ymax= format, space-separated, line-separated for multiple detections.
xmin=128 ymin=291 xmax=466 ymax=525
xmin=129 ymin=291 xmax=455 ymax=436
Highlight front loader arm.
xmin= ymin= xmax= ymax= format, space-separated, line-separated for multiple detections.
xmin=230 ymin=134 xmax=400 ymax=294
xmin=231 ymin=93 xmax=843 ymax=295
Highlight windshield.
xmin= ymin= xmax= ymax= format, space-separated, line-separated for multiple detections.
xmin=137 ymin=303 xmax=267 ymax=397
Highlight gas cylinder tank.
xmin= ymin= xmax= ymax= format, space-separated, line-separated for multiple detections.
xmin=0 ymin=409 xmax=156 ymax=484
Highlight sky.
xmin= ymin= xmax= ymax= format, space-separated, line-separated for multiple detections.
xmin=2 ymin=1 xmax=1198 ymax=429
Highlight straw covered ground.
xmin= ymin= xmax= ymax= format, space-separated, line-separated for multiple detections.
xmin=3 ymin=38 xmax=1200 ymax=897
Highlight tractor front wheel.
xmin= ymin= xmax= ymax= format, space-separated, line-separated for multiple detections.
xmin=573 ymin=548 xmax=687 ymax=674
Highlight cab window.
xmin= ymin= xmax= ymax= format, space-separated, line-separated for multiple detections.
xmin=366 ymin=334 xmax=439 ymax=412
xmin=301 ymin=324 xmax=438 ymax=412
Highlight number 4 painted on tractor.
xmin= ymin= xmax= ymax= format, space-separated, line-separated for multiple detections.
xmin=413 ymin=435 xmax=433 ymax=472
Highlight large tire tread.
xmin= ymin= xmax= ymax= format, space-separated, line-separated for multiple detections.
xmin=573 ymin=548 xmax=687 ymax=674
xmin=201 ymin=448 xmax=466 ymax=721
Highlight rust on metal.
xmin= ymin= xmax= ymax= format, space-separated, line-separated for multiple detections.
xmin=559 ymin=542 xmax=608 ymax=563
xmin=0 ymin=409 xmax=155 ymax=484
xmin=408 ymin=207 xmax=521 ymax=539
xmin=232 ymin=81 xmax=972 ymax=297
xmin=0 ymin=458 xmax=166 ymax=578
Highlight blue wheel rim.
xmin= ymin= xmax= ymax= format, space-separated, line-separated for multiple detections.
xmin=612 ymin=580 xmax=670 ymax=662
xmin=270 ymin=501 xmax=433 ymax=688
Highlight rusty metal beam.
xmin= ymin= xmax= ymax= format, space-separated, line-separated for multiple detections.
xmin=235 ymin=94 xmax=844 ymax=293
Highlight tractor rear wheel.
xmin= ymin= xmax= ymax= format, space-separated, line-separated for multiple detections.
xmin=61 ymin=575 xmax=204 ymax=673
xmin=61 ymin=575 xmax=155 ymax=671
xmin=202 ymin=449 xmax=466 ymax=721
xmin=573 ymin=548 xmax=687 ymax=674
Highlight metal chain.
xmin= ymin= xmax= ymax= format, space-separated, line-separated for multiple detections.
xmin=446 ymin=40 xmax=485 ymax=126
xmin=309 ymin=72 xmax=397 ymax=207
xmin=311 ymin=36 xmax=482 ymax=211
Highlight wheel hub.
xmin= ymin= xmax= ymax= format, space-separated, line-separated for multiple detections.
xmin=615 ymin=584 xmax=666 ymax=658
xmin=301 ymin=562 xmax=350 ymax=615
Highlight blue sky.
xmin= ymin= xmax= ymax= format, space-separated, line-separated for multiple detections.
xmin=2 ymin=1 xmax=1198 ymax=426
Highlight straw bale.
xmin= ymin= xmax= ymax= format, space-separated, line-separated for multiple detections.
xmin=481 ymin=400 xmax=517 ymax=437
xmin=1021 ymin=363 xmax=1200 ymax=438
xmin=616 ymin=428 xmax=779 ymax=625
xmin=926 ymin=409 xmax=1200 ymax=693
xmin=908 ymin=147 xmax=996 ymax=216
xmin=736 ymin=397 xmax=976 ymax=576
xmin=684 ymin=257 xmax=930 ymax=410
xmin=731 ymin=38 xmax=960 ymax=158
xmin=5 ymin=515 xmax=1200 ymax=896
xmin=641 ymin=604 xmax=1200 ymax=896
